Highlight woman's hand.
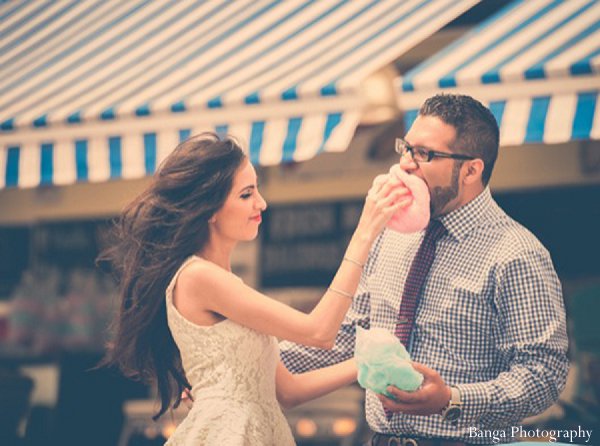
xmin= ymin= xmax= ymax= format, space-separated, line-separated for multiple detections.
xmin=356 ymin=173 xmax=412 ymax=242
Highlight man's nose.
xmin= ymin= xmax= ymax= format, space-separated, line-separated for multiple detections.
xmin=399 ymin=151 xmax=418 ymax=172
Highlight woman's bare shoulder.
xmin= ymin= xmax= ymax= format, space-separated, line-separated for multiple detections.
xmin=177 ymin=257 xmax=232 ymax=293
xmin=172 ymin=258 xmax=232 ymax=324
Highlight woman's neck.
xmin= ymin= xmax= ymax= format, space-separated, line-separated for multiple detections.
xmin=198 ymin=240 xmax=235 ymax=271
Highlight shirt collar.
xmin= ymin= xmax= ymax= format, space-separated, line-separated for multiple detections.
xmin=438 ymin=187 xmax=494 ymax=241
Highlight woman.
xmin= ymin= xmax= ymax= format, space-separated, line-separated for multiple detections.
xmin=102 ymin=133 xmax=410 ymax=445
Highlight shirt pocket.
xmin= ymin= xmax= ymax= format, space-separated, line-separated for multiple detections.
xmin=436 ymin=276 xmax=497 ymax=336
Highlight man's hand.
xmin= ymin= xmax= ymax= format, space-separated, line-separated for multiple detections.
xmin=376 ymin=362 xmax=451 ymax=415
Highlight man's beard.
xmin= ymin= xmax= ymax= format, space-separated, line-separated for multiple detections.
xmin=429 ymin=161 xmax=462 ymax=218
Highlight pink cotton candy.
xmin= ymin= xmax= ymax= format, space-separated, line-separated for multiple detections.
xmin=386 ymin=165 xmax=430 ymax=233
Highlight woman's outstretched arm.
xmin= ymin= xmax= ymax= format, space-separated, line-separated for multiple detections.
xmin=275 ymin=359 xmax=357 ymax=409
xmin=173 ymin=176 xmax=409 ymax=348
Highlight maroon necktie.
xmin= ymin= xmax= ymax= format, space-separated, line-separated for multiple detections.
xmin=394 ymin=219 xmax=447 ymax=345
xmin=385 ymin=220 xmax=446 ymax=419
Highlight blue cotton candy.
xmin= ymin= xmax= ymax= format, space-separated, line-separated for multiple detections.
xmin=354 ymin=327 xmax=423 ymax=396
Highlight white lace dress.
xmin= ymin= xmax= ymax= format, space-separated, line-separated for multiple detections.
xmin=164 ymin=256 xmax=296 ymax=446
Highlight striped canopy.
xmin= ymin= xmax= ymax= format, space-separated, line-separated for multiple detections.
xmin=0 ymin=0 xmax=476 ymax=189
xmin=398 ymin=0 xmax=600 ymax=146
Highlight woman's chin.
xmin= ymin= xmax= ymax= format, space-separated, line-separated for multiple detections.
xmin=244 ymin=230 xmax=259 ymax=241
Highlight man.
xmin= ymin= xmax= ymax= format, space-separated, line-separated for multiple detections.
xmin=280 ymin=94 xmax=569 ymax=445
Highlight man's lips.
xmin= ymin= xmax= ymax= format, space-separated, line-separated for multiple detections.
xmin=250 ymin=215 xmax=262 ymax=222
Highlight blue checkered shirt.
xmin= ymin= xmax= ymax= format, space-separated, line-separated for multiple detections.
xmin=280 ymin=188 xmax=569 ymax=442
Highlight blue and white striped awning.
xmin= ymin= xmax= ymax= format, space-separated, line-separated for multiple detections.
xmin=398 ymin=0 xmax=600 ymax=146
xmin=0 ymin=0 xmax=477 ymax=189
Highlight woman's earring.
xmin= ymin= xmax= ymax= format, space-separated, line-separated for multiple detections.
xmin=209 ymin=216 xmax=216 ymax=224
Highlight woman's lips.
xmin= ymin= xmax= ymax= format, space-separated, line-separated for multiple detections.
xmin=250 ymin=215 xmax=262 ymax=223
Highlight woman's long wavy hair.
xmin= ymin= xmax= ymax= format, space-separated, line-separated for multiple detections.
xmin=99 ymin=132 xmax=246 ymax=419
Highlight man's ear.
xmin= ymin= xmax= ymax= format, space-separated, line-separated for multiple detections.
xmin=463 ymin=159 xmax=484 ymax=185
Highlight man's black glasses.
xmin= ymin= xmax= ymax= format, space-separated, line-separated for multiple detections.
xmin=395 ymin=138 xmax=475 ymax=163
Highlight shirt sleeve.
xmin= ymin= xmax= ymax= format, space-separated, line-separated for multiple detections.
xmin=458 ymin=248 xmax=569 ymax=427
xmin=280 ymin=232 xmax=385 ymax=373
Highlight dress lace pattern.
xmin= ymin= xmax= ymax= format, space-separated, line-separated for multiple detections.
xmin=164 ymin=256 xmax=295 ymax=445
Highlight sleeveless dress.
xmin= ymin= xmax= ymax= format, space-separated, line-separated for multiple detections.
xmin=164 ymin=256 xmax=296 ymax=446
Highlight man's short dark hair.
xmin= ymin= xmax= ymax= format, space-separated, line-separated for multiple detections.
xmin=419 ymin=94 xmax=499 ymax=185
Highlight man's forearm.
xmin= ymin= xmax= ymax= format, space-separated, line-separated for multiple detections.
xmin=280 ymin=337 xmax=353 ymax=373
xmin=458 ymin=352 xmax=569 ymax=427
